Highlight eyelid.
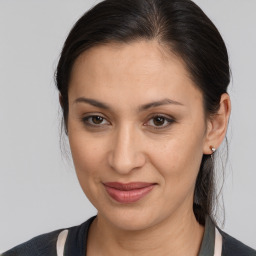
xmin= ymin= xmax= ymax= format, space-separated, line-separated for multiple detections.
xmin=81 ymin=114 xmax=111 ymax=127
xmin=144 ymin=114 xmax=175 ymax=129
xmin=80 ymin=113 xmax=175 ymax=130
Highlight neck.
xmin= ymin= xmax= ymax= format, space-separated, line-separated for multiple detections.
xmin=87 ymin=205 xmax=205 ymax=256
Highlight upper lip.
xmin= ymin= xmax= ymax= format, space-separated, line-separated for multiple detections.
xmin=103 ymin=182 xmax=155 ymax=191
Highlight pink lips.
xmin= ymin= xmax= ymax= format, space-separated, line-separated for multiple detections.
xmin=103 ymin=182 xmax=155 ymax=203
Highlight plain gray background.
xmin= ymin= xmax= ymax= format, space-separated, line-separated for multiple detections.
xmin=0 ymin=0 xmax=255 ymax=252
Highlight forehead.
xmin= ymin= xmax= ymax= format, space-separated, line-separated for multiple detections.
xmin=69 ymin=40 xmax=203 ymax=109
xmin=70 ymin=40 xmax=188 ymax=81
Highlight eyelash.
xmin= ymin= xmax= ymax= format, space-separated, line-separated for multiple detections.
xmin=81 ymin=114 xmax=175 ymax=130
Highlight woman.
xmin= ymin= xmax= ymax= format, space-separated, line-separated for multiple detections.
xmin=2 ymin=0 xmax=255 ymax=255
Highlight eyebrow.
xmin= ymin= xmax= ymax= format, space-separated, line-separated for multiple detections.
xmin=73 ymin=97 xmax=184 ymax=112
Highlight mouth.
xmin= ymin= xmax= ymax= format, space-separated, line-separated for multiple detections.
xmin=103 ymin=182 xmax=156 ymax=203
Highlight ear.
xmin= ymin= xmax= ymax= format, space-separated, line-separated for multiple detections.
xmin=203 ymin=93 xmax=231 ymax=154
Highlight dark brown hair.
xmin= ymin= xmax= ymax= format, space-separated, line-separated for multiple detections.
xmin=55 ymin=0 xmax=230 ymax=225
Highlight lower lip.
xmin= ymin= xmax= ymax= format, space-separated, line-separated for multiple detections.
xmin=104 ymin=184 xmax=155 ymax=203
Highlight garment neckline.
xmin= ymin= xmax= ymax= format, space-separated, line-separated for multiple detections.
xmin=65 ymin=215 xmax=216 ymax=256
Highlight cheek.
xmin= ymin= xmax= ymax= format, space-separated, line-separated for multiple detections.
xmin=68 ymin=132 xmax=110 ymax=206
xmin=67 ymin=125 xmax=108 ymax=194
xmin=150 ymin=127 xmax=204 ymax=192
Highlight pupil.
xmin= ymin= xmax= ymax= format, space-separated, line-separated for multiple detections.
xmin=92 ymin=116 xmax=103 ymax=124
xmin=153 ymin=117 xmax=164 ymax=126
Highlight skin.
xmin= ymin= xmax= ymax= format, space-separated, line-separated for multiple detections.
xmin=67 ymin=40 xmax=231 ymax=256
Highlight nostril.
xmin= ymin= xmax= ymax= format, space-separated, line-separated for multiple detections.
xmin=108 ymin=150 xmax=146 ymax=174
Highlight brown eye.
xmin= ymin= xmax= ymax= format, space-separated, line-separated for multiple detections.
xmin=81 ymin=115 xmax=110 ymax=127
xmin=153 ymin=116 xmax=165 ymax=126
xmin=146 ymin=115 xmax=175 ymax=129
xmin=91 ymin=116 xmax=104 ymax=124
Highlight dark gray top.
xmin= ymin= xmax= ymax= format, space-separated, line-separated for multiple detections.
xmin=2 ymin=215 xmax=256 ymax=256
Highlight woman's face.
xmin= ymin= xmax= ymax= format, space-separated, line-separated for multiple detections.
xmin=68 ymin=40 xmax=210 ymax=231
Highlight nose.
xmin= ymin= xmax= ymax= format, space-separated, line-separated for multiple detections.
xmin=107 ymin=124 xmax=146 ymax=175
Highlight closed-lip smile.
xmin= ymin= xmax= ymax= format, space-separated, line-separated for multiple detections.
xmin=103 ymin=182 xmax=156 ymax=203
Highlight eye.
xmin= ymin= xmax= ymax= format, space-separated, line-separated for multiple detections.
xmin=145 ymin=115 xmax=175 ymax=129
xmin=81 ymin=115 xmax=110 ymax=127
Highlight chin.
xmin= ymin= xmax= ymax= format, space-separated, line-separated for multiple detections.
xmin=110 ymin=215 xmax=155 ymax=231
xmin=98 ymin=206 xmax=165 ymax=231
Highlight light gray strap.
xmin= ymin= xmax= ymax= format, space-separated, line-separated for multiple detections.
xmin=214 ymin=227 xmax=222 ymax=256
xmin=56 ymin=229 xmax=68 ymax=256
